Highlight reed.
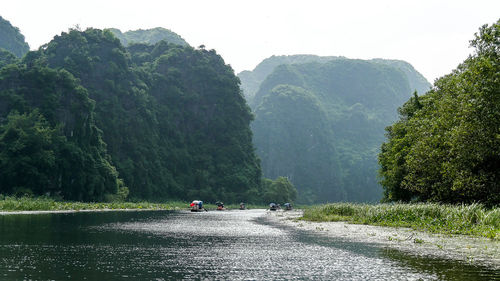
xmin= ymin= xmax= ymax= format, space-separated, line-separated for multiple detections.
xmin=302 ymin=202 xmax=499 ymax=240
xmin=0 ymin=196 xmax=269 ymax=212
xmin=0 ymin=195 xmax=187 ymax=211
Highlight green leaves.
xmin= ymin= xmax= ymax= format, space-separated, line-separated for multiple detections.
xmin=0 ymin=27 xmax=262 ymax=203
xmin=379 ymin=19 xmax=500 ymax=206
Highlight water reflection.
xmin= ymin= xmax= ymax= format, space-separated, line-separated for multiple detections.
xmin=0 ymin=210 xmax=498 ymax=280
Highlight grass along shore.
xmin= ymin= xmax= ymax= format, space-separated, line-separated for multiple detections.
xmin=0 ymin=196 xmax=268 ymax=212
xmin=301 ymin=203 xmax=499 ymax=240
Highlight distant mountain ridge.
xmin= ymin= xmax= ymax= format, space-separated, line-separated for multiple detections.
xmin=238 ymin=55 xmax=431 ymax=103
xmin=108 ymin=27 xmax=189 ymax=47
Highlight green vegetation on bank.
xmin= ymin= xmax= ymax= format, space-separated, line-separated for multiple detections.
xmin=302 ymin=203 xmax=500 ymax=240
xmin=0 ymin=196 xmax=184 ymax=211
xmin=0 ymin=196 xmax=269 ymax=212
xmin=379 ymin=20 xmax=500 ymax=206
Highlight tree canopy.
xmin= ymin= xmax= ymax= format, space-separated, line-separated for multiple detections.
xmin=378 ymin=19 xmax=500 ymax=206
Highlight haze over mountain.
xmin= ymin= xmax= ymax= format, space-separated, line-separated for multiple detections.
xmin=0 ymin=15 xmax=29 ymax=58
xmin=240 ymin=55 xmax=432 ymax=203
xmin=108 ymin=27 xmax=189 ymax=47
xmin=239 ymin=55 xmax=430 ymax=103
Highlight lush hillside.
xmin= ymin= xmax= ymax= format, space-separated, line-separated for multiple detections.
xmin=379 ymin=20 xmax=500 ymax=206
xmin=0 ymin=16 xmax=29 ymax=58
xmin=238 ymin=55 xmax=430 ymax=103
xmin=0 ymin=28 xmax=261 ymax=203
xmin=0 ymin=65 xmax=119 ymax=201
xmin=251 ymin=58 xmax=423 ymax=203
xmin=108 ymin=27 xmax=189 ymax=47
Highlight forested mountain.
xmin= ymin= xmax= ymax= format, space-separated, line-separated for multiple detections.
xmin=108 ymin=27 xmax=188 ymax=47
xmin=0 ymin=28 xmax=262 ymax=202
xmin=379 ymin=20 xmax=500 ymax=206
xmin=0 ymin=16 xmax=29 ymax=58
xmin=248 ymin=58 xmax=428 ymax=203
xmin=238 ymin=55 xmax=430 ymax=103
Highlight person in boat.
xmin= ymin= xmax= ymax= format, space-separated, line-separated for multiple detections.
xmin=269 ymin=202 xmax=278 ymax=211
xmin=190 ymin=200 xmax=206 ymax=212
xmin=284 ymin=202 xmax=292 ymax=210
xmin=216 ymin=201 xmax=225 ymax=210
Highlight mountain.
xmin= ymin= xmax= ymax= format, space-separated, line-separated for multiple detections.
xmin=108 ymin=27 xmax=189 ymax=47
xmin=248 ymin=57 xmax=430 ymax=203
xmin=238 ymin=55 xmax=430 ymax=103
xmin=0 ymin=16 xmax=30 ymax=58
xmin=0 ymin=28 xmax=261 ymax=202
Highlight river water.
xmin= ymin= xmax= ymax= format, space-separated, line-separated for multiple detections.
xmin=0 ymin=209 xmax=498 ymax=280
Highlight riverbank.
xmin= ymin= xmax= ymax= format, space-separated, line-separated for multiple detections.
xmin=267 ymin=210 xmax=500 ymax=270
xmin=0 ymin=196 xmax=267 ymax=214
xmin=0 ymin=196 xmax=185 ymax=214
xmin=302 ymin=203 xmax=499 ymax=240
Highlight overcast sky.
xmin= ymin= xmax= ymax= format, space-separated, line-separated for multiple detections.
xmin=2 ymin=0 xmax=499 ymax=82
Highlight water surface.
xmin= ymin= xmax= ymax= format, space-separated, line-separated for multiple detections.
xmin=0 ymin=209 xmax=497 ymax=280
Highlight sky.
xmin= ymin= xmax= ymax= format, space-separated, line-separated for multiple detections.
xmin=2 ymin=0 xmax=499 ymax=83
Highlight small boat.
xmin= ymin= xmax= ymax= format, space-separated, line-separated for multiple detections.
xmin=269 ymin=203 xmax=279 ymax=211
xmin=190 ymin=200 xmax=206 ymax=212
xmin=216 ymin=202 xmax=226 ymax=211
xmin=284 ymin=203 xmax=292 ymax=211
xmin=239 ymin=202 xmax=246 ymax=210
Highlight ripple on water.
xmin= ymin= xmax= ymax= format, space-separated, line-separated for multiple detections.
xmin=0 ymin=209 xmax=497 ymax=280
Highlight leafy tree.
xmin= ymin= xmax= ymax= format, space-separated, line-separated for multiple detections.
xmin=0 ymin=110 xmax=59 ymax=196
xmin=379 ymin=20 xmax=500 ymax=206
xmin=262 ymin=177 xmax=297 ymax=203
xmin=0 ymin=64 xmax=120 ymax=201
xmin=0 ymin=49 xmax=18 ymax=69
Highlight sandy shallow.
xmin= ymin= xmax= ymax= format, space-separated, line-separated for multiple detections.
xmin=267 ymin=209 xmax=500 ymax=270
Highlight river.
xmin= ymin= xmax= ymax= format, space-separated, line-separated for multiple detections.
xmin=0 ymin=209 xmax=498 ymax=280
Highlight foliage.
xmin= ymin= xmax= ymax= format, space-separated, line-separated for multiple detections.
xmin=0 ymin=65 xmax=119 ymax=201
xmin=379 ymin=20 xmax=500 ymax=206
xmin=302 ymin=202 xmax=500 ymax=239
xmin=250 ymin=58 xmax=424 ymax=203
xmin=0 ymin=28 xmax=262 ymax=203
xmin=0 ymin=195 xmax=188 ymax=211
xmin=260 ymin=176 xmax=297 ymax=203
xmin=0 ymin=16 xmax=29 ymax=58
xmin=108 ymin=27 xmax=189 ymax=47
xmin=0 ymin=49 xmax=18 ymax=69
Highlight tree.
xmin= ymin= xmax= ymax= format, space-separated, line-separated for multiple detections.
xmin=379 ymin=19 xmax=500 ymax=206
xmin=262 ymin=177 xmax=297 ymax=203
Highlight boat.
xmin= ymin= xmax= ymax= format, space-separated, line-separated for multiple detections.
xmin=239 ymin=202 xmax=246 ymax=210
xmin=284 ymin=202 xmax=292 ymax=211
xmin=190 ymin=200 xmax=206 ymax=212
xmin=269 ymin=203 xmax=279 ymax=211
xmin=216 ymin=202 xmax=226 ymax=211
